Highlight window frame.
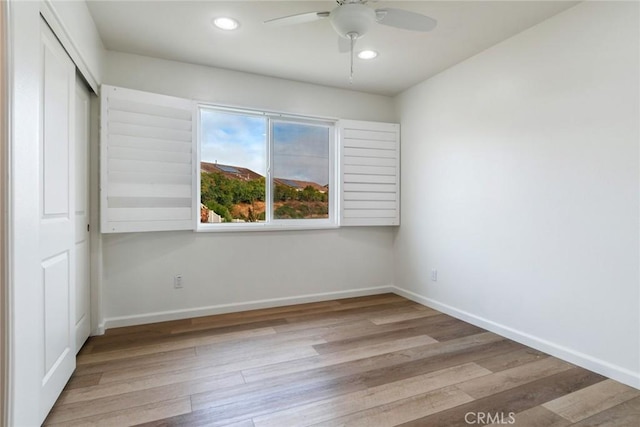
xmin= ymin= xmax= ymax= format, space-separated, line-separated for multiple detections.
xmin=196 ymin=103 xmax=339 ymax=232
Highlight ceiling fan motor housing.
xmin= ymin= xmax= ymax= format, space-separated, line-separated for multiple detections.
xmin=330 ymin=4 xmax=376 ymax=39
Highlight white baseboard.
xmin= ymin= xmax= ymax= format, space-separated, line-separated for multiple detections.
xmin=91 ymin=322 xmax=105 ymax=336
xmin=103 ymin=286 xmax=395 ymax=330
xmin=392 ymin=285 xmax=640 ymax=390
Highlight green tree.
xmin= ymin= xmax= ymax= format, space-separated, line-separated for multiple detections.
xmin=206 ymin=201 xmax=232 ymax=222
xmin=274 ymin=183 xmax=297 ymax=201
xmin=300 ymin=185 xmax=321 ymax=202
xmin=201 ymin=171 xmax=267 ymax=222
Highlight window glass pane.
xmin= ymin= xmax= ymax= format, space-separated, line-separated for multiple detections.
xmin=200 ymin=109 xmax=267 ymax=223
xmin=272 ymin=121 xmax=330 ymax=220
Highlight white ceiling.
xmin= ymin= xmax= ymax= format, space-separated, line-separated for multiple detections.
xmin=86 ymin=1 xmax=579 ymax=96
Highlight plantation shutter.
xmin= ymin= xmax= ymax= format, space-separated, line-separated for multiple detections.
xmin=100 ymin=85 xmax=195 ymax=233
xmin=340 ymin=119 xmax=400 ymax=226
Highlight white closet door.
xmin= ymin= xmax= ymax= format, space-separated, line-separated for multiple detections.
xmin=39 ymin=20 xmax=76 ymax=419
xmin=74 ymin=75 xmax=91 ymax=352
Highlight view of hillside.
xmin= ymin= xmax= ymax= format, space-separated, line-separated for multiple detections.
xmin=200 ymin=163 xmax=328 ymax=223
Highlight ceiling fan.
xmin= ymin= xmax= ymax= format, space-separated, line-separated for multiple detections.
xmin=264 ymin=0 xmax=437 ymax=81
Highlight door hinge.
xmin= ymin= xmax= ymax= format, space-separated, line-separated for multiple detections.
xmin=87 ymin=224 xmax=90 ymax=232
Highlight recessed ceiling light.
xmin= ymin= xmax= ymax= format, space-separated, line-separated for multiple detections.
xmin=357 ymin=50 xmax=378 ymax=60
xmin=213 ymin=17 xmax=239 ymax=31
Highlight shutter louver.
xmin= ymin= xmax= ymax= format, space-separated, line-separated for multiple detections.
xmin=340 ymin=120 xmax=400 ymax=226
xmin=101 ymin=85 xmax=195 ymax=233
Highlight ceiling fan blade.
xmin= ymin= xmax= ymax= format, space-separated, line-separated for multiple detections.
xmin=375 ymin=8 xmax=437 ymax=32
xmin=264 ymin=11 xmax=330 ymax=27
xmin=338 ymin=36 xmax=351 ymax=53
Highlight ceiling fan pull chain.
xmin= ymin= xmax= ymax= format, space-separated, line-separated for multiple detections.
xmin=349 ymin=33 xmax=356 ymax=83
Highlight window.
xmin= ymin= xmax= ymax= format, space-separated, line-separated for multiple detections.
xmin=100 ymin=85 xmax=399 ymax=233
xmin=198 ymin=106 xmax=337 ymax=230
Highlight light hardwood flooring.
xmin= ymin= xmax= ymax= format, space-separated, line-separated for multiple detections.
xmin=45 ymin=294 xmax=640 ymax=426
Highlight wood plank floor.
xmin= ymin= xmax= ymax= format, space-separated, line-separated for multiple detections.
xmin=45 ymin=294 xmax=640 ymax=426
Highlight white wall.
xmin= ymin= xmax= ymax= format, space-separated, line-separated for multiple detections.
xmin=394 ymin=1 xmax=639 ymax=388
xmin=104 ymin=51 xmax=397 ymax=122
xmin=103 ymin=228 xmax=394 ymax=324
xmin=102 ymin=52 xmax=397 ymax=327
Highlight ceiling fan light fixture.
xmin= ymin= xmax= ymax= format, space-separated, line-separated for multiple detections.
xmin=212 ymin=17 xmax=239 ymax=31
xmin=358 ymin=50 xmax=378 ymax=60
xmin=329 ymin=4 xmax=376 ymax=39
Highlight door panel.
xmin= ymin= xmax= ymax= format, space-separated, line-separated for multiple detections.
xmin=43 ymin=253 xmax=70 ymax=373
xmin=39 ymin=19 xmax=76 ymax=419
xmin=42 ymin=47 xmax=70 ymax=215
xmin=75 ymin=77 xmax=91 ymax=351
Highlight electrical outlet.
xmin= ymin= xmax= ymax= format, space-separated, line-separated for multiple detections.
xmin=431 ymin=269 xmax=438 ymax=282
xmin=174 ymin=274 xmax=183 ymax=289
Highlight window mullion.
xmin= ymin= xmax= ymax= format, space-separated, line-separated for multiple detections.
xmin=266 ymin=118 xmax=274 ymax=224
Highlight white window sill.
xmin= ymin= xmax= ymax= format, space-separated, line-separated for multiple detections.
xmin=196 ymin=221 xmax=339 ymax=233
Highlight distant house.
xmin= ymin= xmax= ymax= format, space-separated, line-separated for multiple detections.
xmin=201 ymin=161 xmax=262 ymax=181
xmin=273 ymin=178 xmax=327 ymax=193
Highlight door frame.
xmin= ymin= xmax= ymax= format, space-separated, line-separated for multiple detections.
xmin=74 ymin=74 xmax=92 ymax=350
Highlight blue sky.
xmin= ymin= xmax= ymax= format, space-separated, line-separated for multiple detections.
xmin=201 ymin=109 xmax=329 ymax=185
xmin=273 ymin=122 xmax=329 ymax=185
xmin=201 ymin=109 xmax=266 ymax=175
